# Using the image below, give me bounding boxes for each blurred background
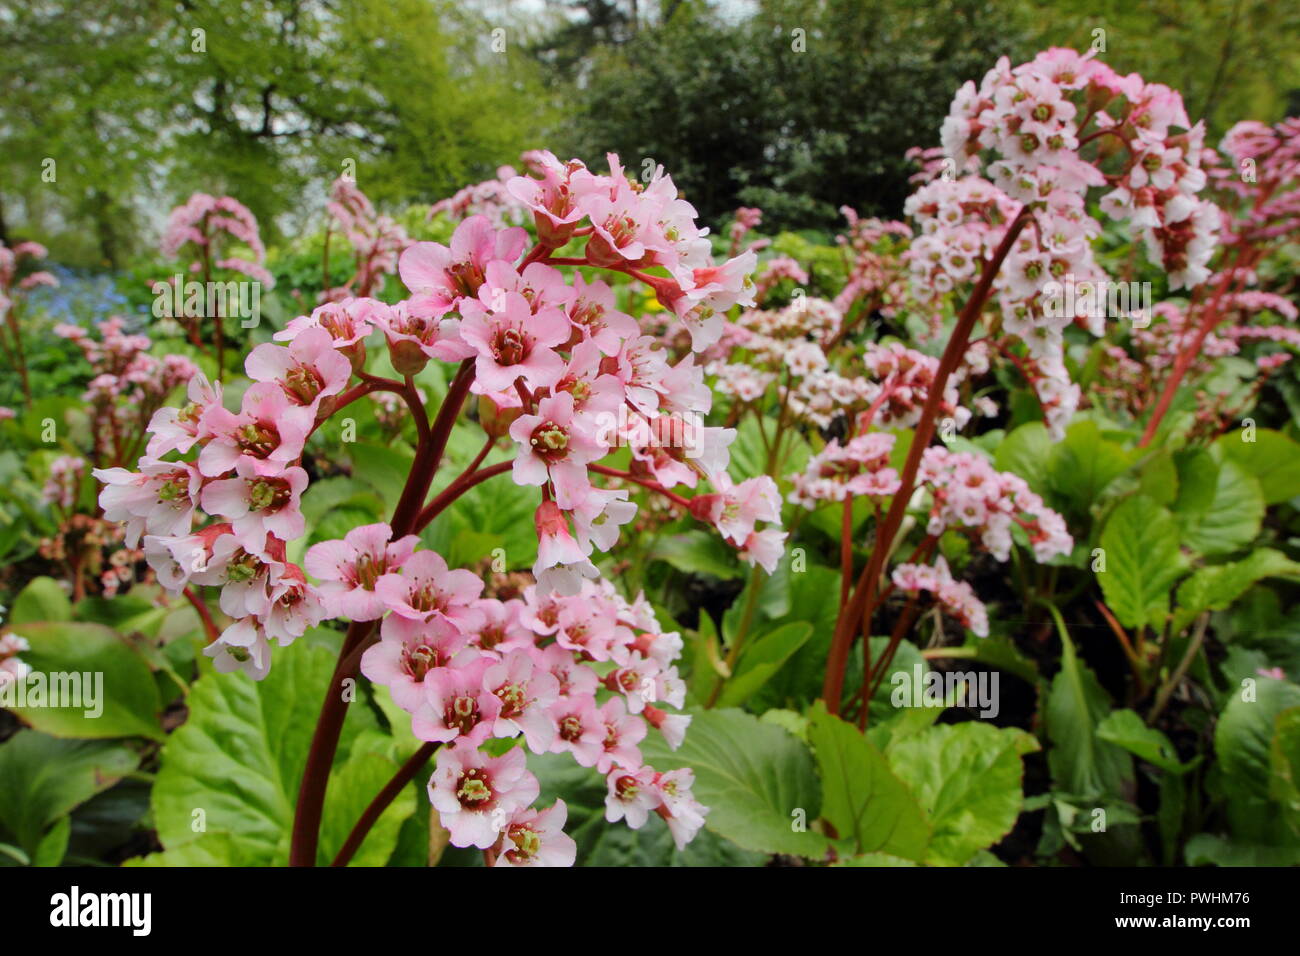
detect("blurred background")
[2,0,1298,267]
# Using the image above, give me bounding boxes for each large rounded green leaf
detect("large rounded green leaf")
[642,707,829,858]
[6,621,165,741]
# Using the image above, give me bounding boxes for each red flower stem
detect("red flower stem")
[588,464,691,508]
[822,207,1032,713]
[1137,247,1256,447]
[412,460,514,533]
[389,360,473,536]
[289,619,376,866]
[332,741,441,867]
[183,587,220,644]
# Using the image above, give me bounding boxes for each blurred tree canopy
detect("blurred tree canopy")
[2,0,1296,264]
[541,0,1031,230]
[0,0,549,266]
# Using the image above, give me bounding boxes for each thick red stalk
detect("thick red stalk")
[822,208,1032,712]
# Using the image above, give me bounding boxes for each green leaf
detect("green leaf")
[0,732,139,856]
[318,749,417,867]
[1046,420,1133,516]
[994,421,1053,494]
[1096,709,1190,774]
[9,576,72,625]
[143,643,379,866]
[834,852,920,867]
[33,815,71,867]
[1044,629,1132,799]
[806,702,930,860]
[887,723,1038,866]
[5,621,165,741]
[1178,458,1264,556]
[1172,448,1218,514]
[1217,429,1300,505]
[1185,833,1300,866]
[1172,549,1300,634]
[640,707,829,858]
[1269,707,1300,838]
[648,530,743,580]
[718,622,813,708]
[1215,677,1300,843]
[1097,495,1188,630]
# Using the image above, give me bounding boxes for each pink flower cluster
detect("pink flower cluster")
[0,239,57,323]
[789,432,900,507]
[55,318,200,468]
[94,153,774,863]
[1213,117,1300,245]
[917,446,1072,562]
[159,193,274,288]
[358,573,706,858]
[41,455,86,511]
[324,177,411,300]
[891,558,989,637]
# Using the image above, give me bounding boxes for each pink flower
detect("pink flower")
[370,300,474,375]
[596,696,647,774]
[262,564,325,644]
[460,290,570,393]
[145,372,222,458]
[362,614,473,712]
[739,529,788,574]
[532,500,598,596]
[604,765,659,829]
[547,696,605,767]
[494,800,577,867]
[304,523,419,621]
[374,550,486,630]
[509,392,604,509]
[507,150,588,245]
[653,769,708,850]
[197,384,313,478]
[94,458,202,547]
[412,654,500,745]
[245,327,351,414]
[567,273,638,354]
[200,459,309,550]
[204,616,272,680]
[399,215,528,318]
[644,704,692,750]
[428,744,539,849]
[483,649,560,752]
[690,473,781,546]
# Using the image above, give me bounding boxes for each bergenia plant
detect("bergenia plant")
[95,151,781,866]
